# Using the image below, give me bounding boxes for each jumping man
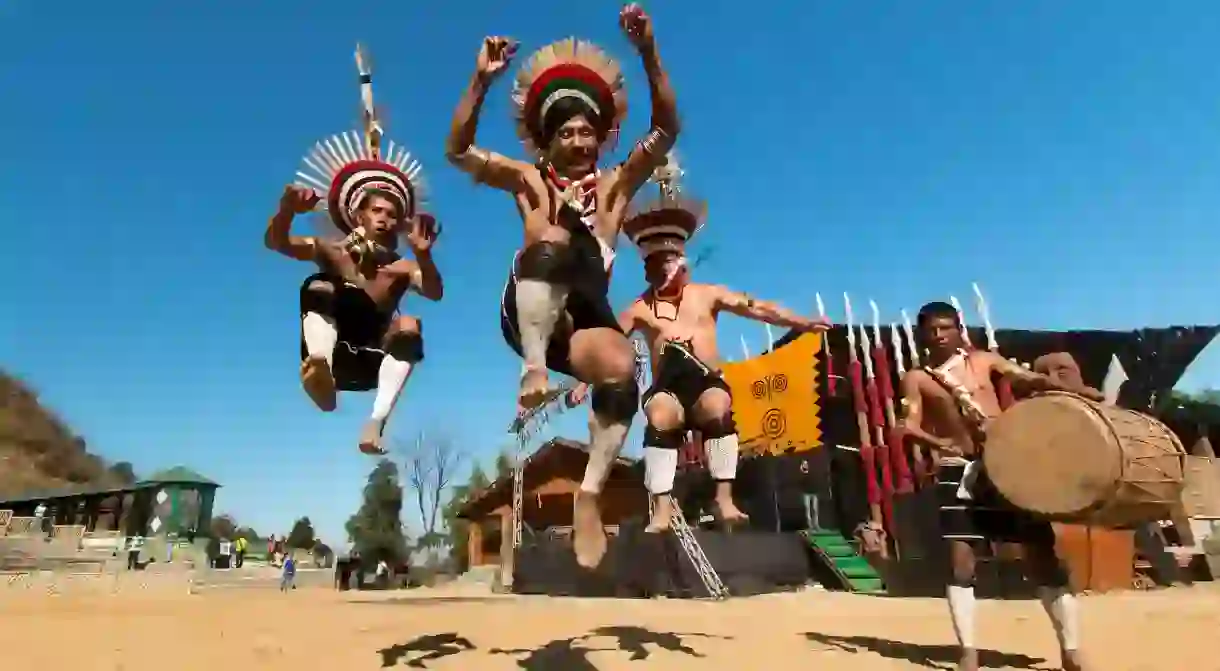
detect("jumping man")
[445,5,680,568]
[266,45,443,456]
[899,301,1100,671]
[572,155,829,533]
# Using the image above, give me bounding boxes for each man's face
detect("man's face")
[921,315,963,354]
[357,193,403,243]
[549,116,600,176]
[644,250,688,291]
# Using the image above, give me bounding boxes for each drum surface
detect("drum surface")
[985,393,1124,516]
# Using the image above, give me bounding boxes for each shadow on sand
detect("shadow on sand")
[377,625,730,670]
[803,631,1049,670]
[377,632,476,668]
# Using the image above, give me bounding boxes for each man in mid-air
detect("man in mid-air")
[266,45,443,456]
[445,5,680,568]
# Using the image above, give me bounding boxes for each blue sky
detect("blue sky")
[2,1,1217,545]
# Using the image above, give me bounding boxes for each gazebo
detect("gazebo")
[0,465,219,537]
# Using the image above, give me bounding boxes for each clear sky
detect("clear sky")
[2,1,1217,546]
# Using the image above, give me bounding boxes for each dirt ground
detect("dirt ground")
[2,580,1217,670]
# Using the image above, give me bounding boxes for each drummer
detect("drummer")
[898,301,1102,671]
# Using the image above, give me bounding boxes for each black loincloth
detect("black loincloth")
[641,340,731,416]
[298,272,408,392]
[936,460,1056,547]
[499,204,621,377]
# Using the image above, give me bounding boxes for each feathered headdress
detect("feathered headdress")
[511,38,627,155]
[294,44,425,236]
[622,151,706,258]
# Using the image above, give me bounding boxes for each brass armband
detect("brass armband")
[446,146,492,183]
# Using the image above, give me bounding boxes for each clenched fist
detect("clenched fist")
[476,36,518,82]
[280,185,320,215]
[619,4,655,51]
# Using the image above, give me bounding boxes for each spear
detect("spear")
[845,294,884,534]
[972,282,1014,409]
[899,309,929,482]
[739,334,751,360]
[901,309,921,368]
[949,295,973,350]
[871,301,913,494]
[859,321,895,536]
[816,293,836,396]
[764,324,776,353]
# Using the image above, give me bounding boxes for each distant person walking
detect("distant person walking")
[280,555,296,592]
[234,536,248,568]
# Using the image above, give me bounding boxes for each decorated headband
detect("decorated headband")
[622,152,706,259]
[511,38,627,155]
[293,44,426,236]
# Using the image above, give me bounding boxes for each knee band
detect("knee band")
[591,379,639,424]
[644,426,687,450]
[516,241,572,283]
[300,283,336,314]
[699,414,737,439]
[385,332,424,363]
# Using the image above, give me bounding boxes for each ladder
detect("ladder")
[655,494,729,600]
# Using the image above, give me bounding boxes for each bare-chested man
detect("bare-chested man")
[573,158,829,532]
[899,301,1101,671]
[266,47,443,456]
[445,5,679,568]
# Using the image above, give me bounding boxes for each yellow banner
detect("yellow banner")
[720,333,822,455]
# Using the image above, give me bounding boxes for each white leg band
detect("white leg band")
[947,585,977,649]
[644,446,678,494]
[705,434,739,481]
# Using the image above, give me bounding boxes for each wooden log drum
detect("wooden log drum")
[984,391,1186,527]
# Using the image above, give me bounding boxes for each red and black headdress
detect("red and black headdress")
[293,44,425,236]
[622,152,706,259]
[511,38,627,155]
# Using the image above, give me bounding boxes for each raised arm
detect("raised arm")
[711,285,829,332]
[445,37,532,193]
[898,372,954,450]
[984,352,1105,401]
[613,5,681,196]
[384,215,444,301]
[264,185,321,262]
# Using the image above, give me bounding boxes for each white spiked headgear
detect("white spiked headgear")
[622,152,706,259]
[292,44,426,235]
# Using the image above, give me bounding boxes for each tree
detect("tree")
[401,431,466,551]
[286,516,316,550]
[442,463,491,572]
[210,513,238,539]
[108,461,137,485]
[493,450,515,480]
[234,526,261,543]
[346,459,409,565]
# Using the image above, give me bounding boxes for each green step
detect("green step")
[800,530,885,594]
[847,577,885,593]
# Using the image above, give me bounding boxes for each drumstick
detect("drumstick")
[973,282,1015,409]
[871,301,913,494]
[845,294,885,542]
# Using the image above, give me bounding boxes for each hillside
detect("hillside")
[0,370,122,497]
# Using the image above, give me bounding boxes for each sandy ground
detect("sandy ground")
[2,578,1218,670]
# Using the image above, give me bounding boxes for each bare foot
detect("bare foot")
[645,495,673,533]
[358,419,387,456]
[573,491,607,568]
[518,367,551,410]
[713,497,749,529]
[301,357,337,412]
[958,647,979,671]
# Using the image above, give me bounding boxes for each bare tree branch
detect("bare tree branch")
[399,430,467,548]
